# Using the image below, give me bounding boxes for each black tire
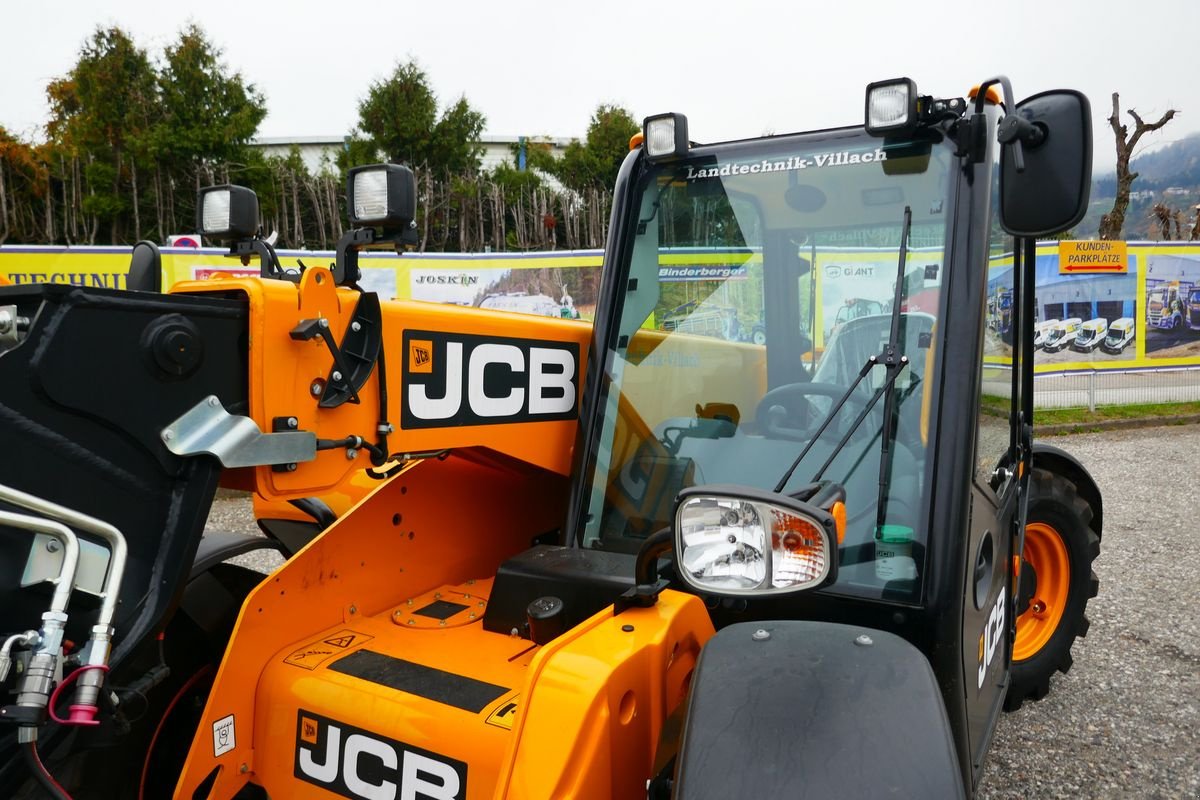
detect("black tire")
[1004,468,1100,711]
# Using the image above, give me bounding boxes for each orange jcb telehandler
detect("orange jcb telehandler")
[1,76,1100,799]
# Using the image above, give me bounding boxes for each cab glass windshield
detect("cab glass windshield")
[579,129,956,602]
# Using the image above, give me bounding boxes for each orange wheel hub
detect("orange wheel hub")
[1013,522,1070,662]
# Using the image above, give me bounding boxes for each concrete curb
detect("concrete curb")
[1037,413,1200,436]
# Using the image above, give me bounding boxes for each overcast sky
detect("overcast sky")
[2,0,1196,174]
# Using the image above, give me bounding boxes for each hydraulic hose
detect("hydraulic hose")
[20,739,73,800]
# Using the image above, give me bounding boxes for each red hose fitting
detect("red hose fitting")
[66,704,100,725]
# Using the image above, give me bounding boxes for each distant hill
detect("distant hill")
[1092,131,1200,198]
[1078,131,1200,239]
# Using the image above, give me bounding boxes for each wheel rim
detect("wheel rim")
[1013,522,1071,662]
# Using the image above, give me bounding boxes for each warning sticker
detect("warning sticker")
[213,714,236,757]
[284,629,373,670]
[485,695,519,730]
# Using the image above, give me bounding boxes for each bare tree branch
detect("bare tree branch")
[1098,92,1180,240]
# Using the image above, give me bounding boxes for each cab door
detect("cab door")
[960,233,1022,777]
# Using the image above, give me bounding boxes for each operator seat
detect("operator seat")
[126,240,163,293]
[814,312,936,389]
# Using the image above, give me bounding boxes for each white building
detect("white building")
[250,134,574,176]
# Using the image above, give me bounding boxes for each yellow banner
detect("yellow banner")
[0,245,605,315]
[7,241,1200,375]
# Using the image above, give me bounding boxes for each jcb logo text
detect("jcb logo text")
[295,710,466,800]
[401,330,578,429]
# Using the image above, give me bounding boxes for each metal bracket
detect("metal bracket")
[0,305,26,348]
[289,292,382,409]
[22,534,109,597]
[161,396,316,468]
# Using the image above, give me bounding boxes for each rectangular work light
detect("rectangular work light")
[347,164,416,229]
[197,185,259,240]
[643,113,689,161]
[865,78,919,137]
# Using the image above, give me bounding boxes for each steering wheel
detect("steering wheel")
[754,382,873,442]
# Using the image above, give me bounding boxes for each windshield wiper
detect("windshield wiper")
[773,206,913,497]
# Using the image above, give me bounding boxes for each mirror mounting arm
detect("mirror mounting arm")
[954,116,989,164]
[997,115,1047,173]
[974,75,1029,170]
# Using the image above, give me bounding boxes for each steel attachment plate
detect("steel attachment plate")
[162,396,316,468]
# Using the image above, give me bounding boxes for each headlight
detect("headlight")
[642,113,689,162]
[347,163,416,228]
[674,487,837,596]
[865,78,918,137]
[197,185,259,240]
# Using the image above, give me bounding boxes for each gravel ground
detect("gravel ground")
[979,426,1200,800]
[205,426,1200,799]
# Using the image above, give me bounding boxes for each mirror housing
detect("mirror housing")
[999,90,1092,237]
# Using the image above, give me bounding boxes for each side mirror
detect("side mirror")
[999,90,1092,237]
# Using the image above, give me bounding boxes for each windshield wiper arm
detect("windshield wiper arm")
[871,205,913,533]
[772,353,906,492]
[772,206,913,497]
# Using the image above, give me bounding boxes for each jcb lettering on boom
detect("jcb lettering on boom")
[295,711,466,800]
[401,330,579,428]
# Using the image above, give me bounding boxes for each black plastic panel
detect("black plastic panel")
[0,285,248,670]
[482,545,637,638]
[675,620,965,800]
[0,284,249,794]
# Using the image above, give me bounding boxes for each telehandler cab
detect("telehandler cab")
[0,76,1101,799]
